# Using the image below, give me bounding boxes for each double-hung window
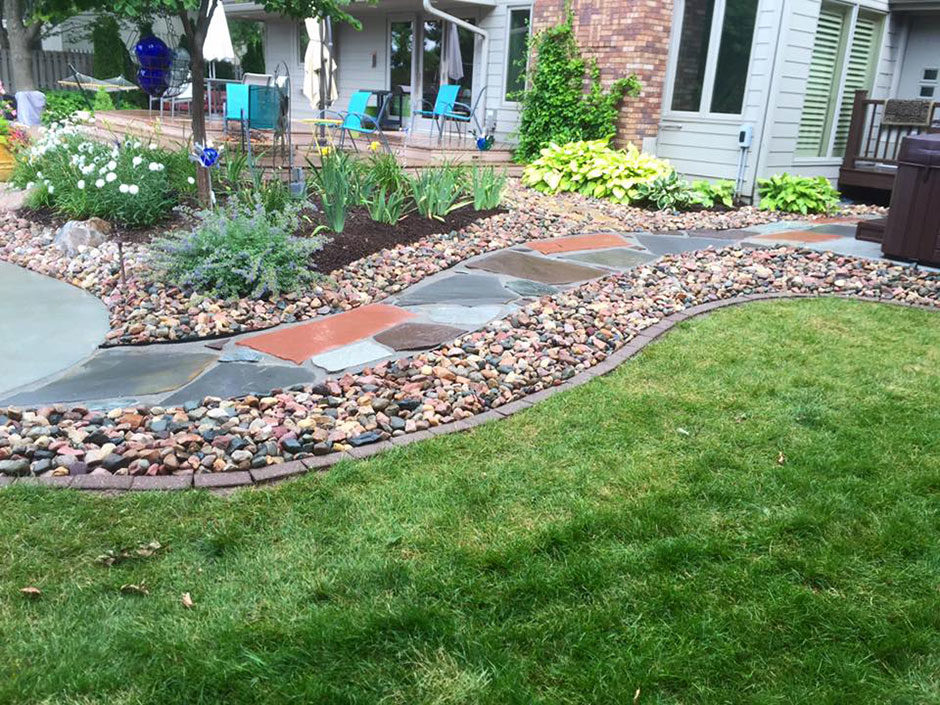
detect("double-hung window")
[669,0,760,115]
[796,3,884,158]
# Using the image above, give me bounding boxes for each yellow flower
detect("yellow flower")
[319,146,332,156]
[369,141,381,152]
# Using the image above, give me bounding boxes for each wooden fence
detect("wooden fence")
[0,49,94,93]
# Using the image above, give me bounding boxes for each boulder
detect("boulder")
[53,218,112,256]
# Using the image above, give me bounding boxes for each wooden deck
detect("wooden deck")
[839,90,939,193]
[90,110,521,174]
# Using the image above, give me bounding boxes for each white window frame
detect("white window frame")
[387,13,419,94]
[663,0,761,119]
[502,4,533,107]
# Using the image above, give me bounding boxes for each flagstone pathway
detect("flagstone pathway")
[0,216,905,409]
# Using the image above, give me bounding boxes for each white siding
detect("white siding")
[656,0,784,197]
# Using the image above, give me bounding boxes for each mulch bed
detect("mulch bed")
[308,205,505,273]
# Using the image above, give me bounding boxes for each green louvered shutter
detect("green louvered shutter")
[796,6,846,156]
[832,13,883,156]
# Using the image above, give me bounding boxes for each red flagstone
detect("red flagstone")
[526,233,627,254]
[752,231,843,244]
[237,304,415,364]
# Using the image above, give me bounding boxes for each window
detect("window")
[920,67,939,100]
[389,20,413,116]
[505,7,531,100]
[669,0,758,115]
[796,4,884,158]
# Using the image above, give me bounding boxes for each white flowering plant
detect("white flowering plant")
[13,119,196,227]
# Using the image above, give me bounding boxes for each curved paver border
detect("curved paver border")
[2,292,934,494]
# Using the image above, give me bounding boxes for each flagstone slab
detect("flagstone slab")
[237,303,414,364]
[373,322,467,351]
[2,349,216,406]
[562,248,656,269]
[506,280,559,298]
[750,230,843,244]
[684,228,757,240]
[636,234,734,256]
[806,224,859,236]
[409,304,513,328]
[466,251,606,284]
[744,220,816,234]
[394,274,518,306]
[526,233,627,254]
[309,340,394,373]
[162,363,321,406]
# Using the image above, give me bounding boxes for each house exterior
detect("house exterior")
[226,0,938,199]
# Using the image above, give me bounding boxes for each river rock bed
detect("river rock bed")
[0,245,935,479]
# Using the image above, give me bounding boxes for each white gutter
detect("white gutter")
[422,0,489,128]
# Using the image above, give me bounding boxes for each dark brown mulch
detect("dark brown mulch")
[307,205,505,273]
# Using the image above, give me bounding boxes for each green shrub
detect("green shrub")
[470,166,507,210]
[691,179,735,209]
[522,139,672,204]
[758,173,840,214]
[514,12,641,163]
[152,201,326,299]
[92,15,132,80]
[634,171,697,211]
[14,121,195,226]
[366,187,408,225]
[409,164,470,220]
[42,90,114,126]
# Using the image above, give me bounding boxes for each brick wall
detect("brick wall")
[531,0,675,147]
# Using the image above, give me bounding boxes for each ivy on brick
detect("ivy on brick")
[513,11,642,163]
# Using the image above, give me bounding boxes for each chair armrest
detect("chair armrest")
[344,111,382,131]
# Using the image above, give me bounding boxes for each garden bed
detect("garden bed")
[0,182,887,347]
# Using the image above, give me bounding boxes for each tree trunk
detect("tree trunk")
[3,0,38,92]
[181,5,212,205]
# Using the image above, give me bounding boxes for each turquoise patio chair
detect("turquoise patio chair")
[439,86,486,140]
[409,84,460,140]
[223,83,249,138]
[308,90,389,152]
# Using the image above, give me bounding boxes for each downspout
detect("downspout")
[422,0,489,124]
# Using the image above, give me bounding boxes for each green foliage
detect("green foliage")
[522,139,672,204]
[365,186,408,225]
[691,179,736,209]
[41,90,113,126]
[364,151,406,193]
[92,15,132,80]
[152,201,326,299]
[409,164,471,220]
[307,149,357,232]
[514,13,642,163]
[13,122,195,226]
[758,173,840,214]
[634,171,697,211]
[469,166,507,211]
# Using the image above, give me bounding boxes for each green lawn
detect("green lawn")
[2,299,938,705]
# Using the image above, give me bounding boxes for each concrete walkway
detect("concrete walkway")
[2,216,905,409]
[0,261,110,396]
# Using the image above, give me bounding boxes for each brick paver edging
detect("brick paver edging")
[2,293,935,494]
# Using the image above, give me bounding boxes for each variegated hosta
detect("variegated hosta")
[521,139,673,204]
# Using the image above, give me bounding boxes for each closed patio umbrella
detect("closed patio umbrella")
[303,18,337,109]
[446,21,463,82]
[204,0,235,74]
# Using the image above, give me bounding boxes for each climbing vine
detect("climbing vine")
[513,11,642,163]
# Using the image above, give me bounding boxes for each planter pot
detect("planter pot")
[0,144,14,181]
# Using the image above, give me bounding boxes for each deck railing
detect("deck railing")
[840,90,939,191]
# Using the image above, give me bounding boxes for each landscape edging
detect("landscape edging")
[3,292,935,494]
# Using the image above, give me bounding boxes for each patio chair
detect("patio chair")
[439,86,486,141]
[307,90,389,152]
[409,84,460,140]
[223,82,249,138]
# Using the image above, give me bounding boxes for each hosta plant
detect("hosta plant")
[522,139,672,204]
[691,179,735,209]
[634,171,697,211]
[757,173,840,214]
